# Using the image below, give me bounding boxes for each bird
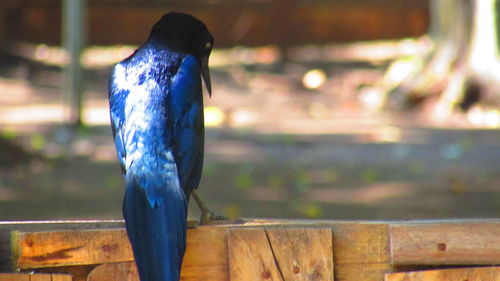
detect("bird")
[108,12,214,281]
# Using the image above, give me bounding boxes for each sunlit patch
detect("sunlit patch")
[209,45,280,67]
[484,109,500,128]
[230,109,255,126]
[358,87,385,111]
[83,105,110,126]
[384,57,421,86]
[83,45,136,68]
[302,69,327,90]
[204,106,225,127]
[466,106,500,128]
[431,102,453,124]
[467,106,484,125]
[372,126,402,142]
[0,105,65,124]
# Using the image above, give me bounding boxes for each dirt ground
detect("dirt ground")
[0,43,499,221]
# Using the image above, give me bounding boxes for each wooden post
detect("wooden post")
[62,0,86,126]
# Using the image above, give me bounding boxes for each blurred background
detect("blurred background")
[0,0,499,221]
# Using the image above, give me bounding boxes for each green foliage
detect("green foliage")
[361,169,379,183]
[234,173,252,190]
[223,204,241,218]
[30,134,46,150]
[1,128,17,140]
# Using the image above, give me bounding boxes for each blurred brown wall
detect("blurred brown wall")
[0,0,429,48]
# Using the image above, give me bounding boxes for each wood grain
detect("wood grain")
[0,273,72,281]
[181,226,229,281]
[13,229,132,268]
[385,266,500,281]
[390,222,500,265]
[27,275,51,281]
[51,274,74,281]
[332,223,390,264]
[7,219,500,281]
[0,274,29,281]
[87,262,138,281]
[266,227,333,281]
[228,228,284,281]
[335,263,391,281]
[13,226,231,281]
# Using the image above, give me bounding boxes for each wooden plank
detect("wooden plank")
[228,228,284,281]
[335,263,391,281]
[332,223,390,264]
[29,275,51,281]
[390,222,500,265]
[181,226,229,281]
[36,265,93,281]
[0,274,72,281]
[0,274,29,281]
[87,262,138,281]
[265,227,333,281]
[12,226,231,281]
[12,229,133,268]
[385,266,500,281]
[85,228,231,281]
[51,274,74,281]
[0,220,124,272]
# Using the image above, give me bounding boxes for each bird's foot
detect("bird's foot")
[198,209,228,225]
[191,190,228,225]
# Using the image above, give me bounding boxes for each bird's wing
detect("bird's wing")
[169,55,205,197]
[108,62,129,174]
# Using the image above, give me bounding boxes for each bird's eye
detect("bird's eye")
[204,42,212,50]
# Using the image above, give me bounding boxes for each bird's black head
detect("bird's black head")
[149,12,214,95]
[149,12,213,60]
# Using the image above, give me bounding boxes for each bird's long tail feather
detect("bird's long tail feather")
[123,174,187,281]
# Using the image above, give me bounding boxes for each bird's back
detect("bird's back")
[109,12,213,281]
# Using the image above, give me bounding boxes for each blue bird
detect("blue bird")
[108,12,214,281]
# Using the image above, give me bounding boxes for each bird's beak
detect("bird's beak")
[201,56,212,97]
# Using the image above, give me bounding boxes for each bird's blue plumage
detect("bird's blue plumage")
[108,12,213,281]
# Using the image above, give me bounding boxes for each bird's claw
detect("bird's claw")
[198,210,228,225]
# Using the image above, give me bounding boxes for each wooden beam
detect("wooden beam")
[0,220,124,272]
[335,263,391,281]
[0,273,72,281]
[228,227,333,281]
[7,219,500,281]
[332,223,389,265]
[181,226,229,281]
[228,228,285,281]
[385,266,500,281]
[265,227,333,281]
[390,221,500,265]
[87,262,137,281]
[12,229,133,268]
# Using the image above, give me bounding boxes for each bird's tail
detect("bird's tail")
[123,173,187,281]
